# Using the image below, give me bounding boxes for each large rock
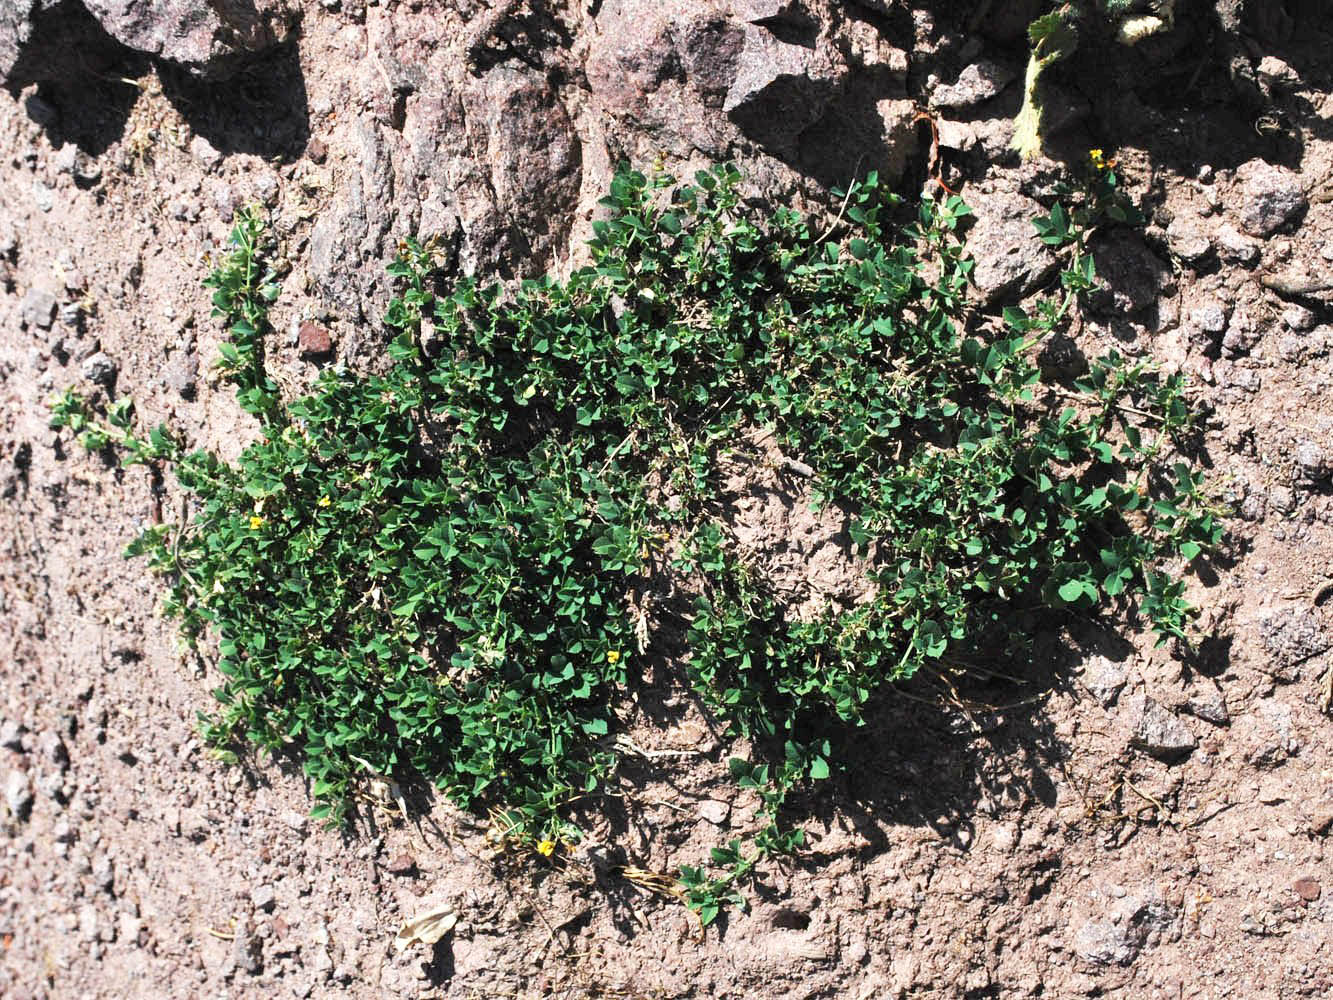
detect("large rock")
[84,0,295,77]
[1235,159,1307,237]
[929,60,1016,109]
[3,0,295,84]
[723,24,848,160]
[964,190,1060,304]
[1088,230,1172,317]
[0,0,58,81]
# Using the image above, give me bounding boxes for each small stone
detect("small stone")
[280,809,309,834]
[1260,610,1331,677]
[253,172,280,205]
[1222,308,1259,357]
[1167,218,1212,262]
[36,731,69,771]
[298,322,333,359]
[935,118,977,152]
[1257,779,1287,804]
[1074,919,1141,967]
[1235,159,1307,237]
[119,913,143,945]
[1190,301,1228,334]
[1269,486,1297,515]
[1309,801,1333,836]
[930,60,1016,108]
[20,287,57,329]
[1082,655,1129,708]
[230,917,263,975]
[81,352,118,389]
[1240,699,1296,768]
[32,180,54,214]
[5,770,33,821]
[251,884,277,912]
[306,137,328,164]
[723,26,848,160]
[1185,681,1229,726]
[1282,304,1316,331]
[311,945,334,979]
[384,853,417,875]
[77,904,99,942]
[1293,877,1321,902]
[190,135,222,169]
[964,190,1060,304]
[0,718,27,752]
[698,799,731,825]
[1127,694,1197,762]
[165,352,199,400]
[1257,56,1299,88]
[1214,224,1260,265]
[1294,440,1329,482]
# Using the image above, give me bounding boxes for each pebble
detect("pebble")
[1167,218,1211,262]
[698,799,731,825]
[190,134,222,169]
[1214,223,1260,265]
[0,718,27,752]
[1185,681,1229,726]
[1082,655,1128,708]
[20,287,57,329]
[32,179,54,213]
[1128,695,1197,762]
[81,351,118,389]
[252,884,278,912]
[1190,302,1228,334]
[384,852,417,875]
[5,770,34,820]
[1282,304,1316,332]
[164,352,199,400]
[298,321,333,359]
[1293,877,1321,902]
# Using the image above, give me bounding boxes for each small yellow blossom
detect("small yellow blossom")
[536,839,556,857]
[606,650,621,664]
[249,515,265,530]
[318,495,331,508]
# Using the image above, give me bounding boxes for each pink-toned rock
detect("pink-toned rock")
[298,322,333,359]
[1293,877,1321,902]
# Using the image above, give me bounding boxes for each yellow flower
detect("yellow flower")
[249,515,265,530]
[536,839,556,857]
[606,650,621,664]
[318,495,331,508]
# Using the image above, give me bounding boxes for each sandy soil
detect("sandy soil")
[2,2,1333,998]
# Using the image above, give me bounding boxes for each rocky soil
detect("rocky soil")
[2,1,1333,997]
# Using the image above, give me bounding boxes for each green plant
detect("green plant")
[51,163,1219,926]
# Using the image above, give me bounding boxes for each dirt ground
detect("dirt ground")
[2,2,1333,998]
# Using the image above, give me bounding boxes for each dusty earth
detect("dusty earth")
[2,1,1333,997]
